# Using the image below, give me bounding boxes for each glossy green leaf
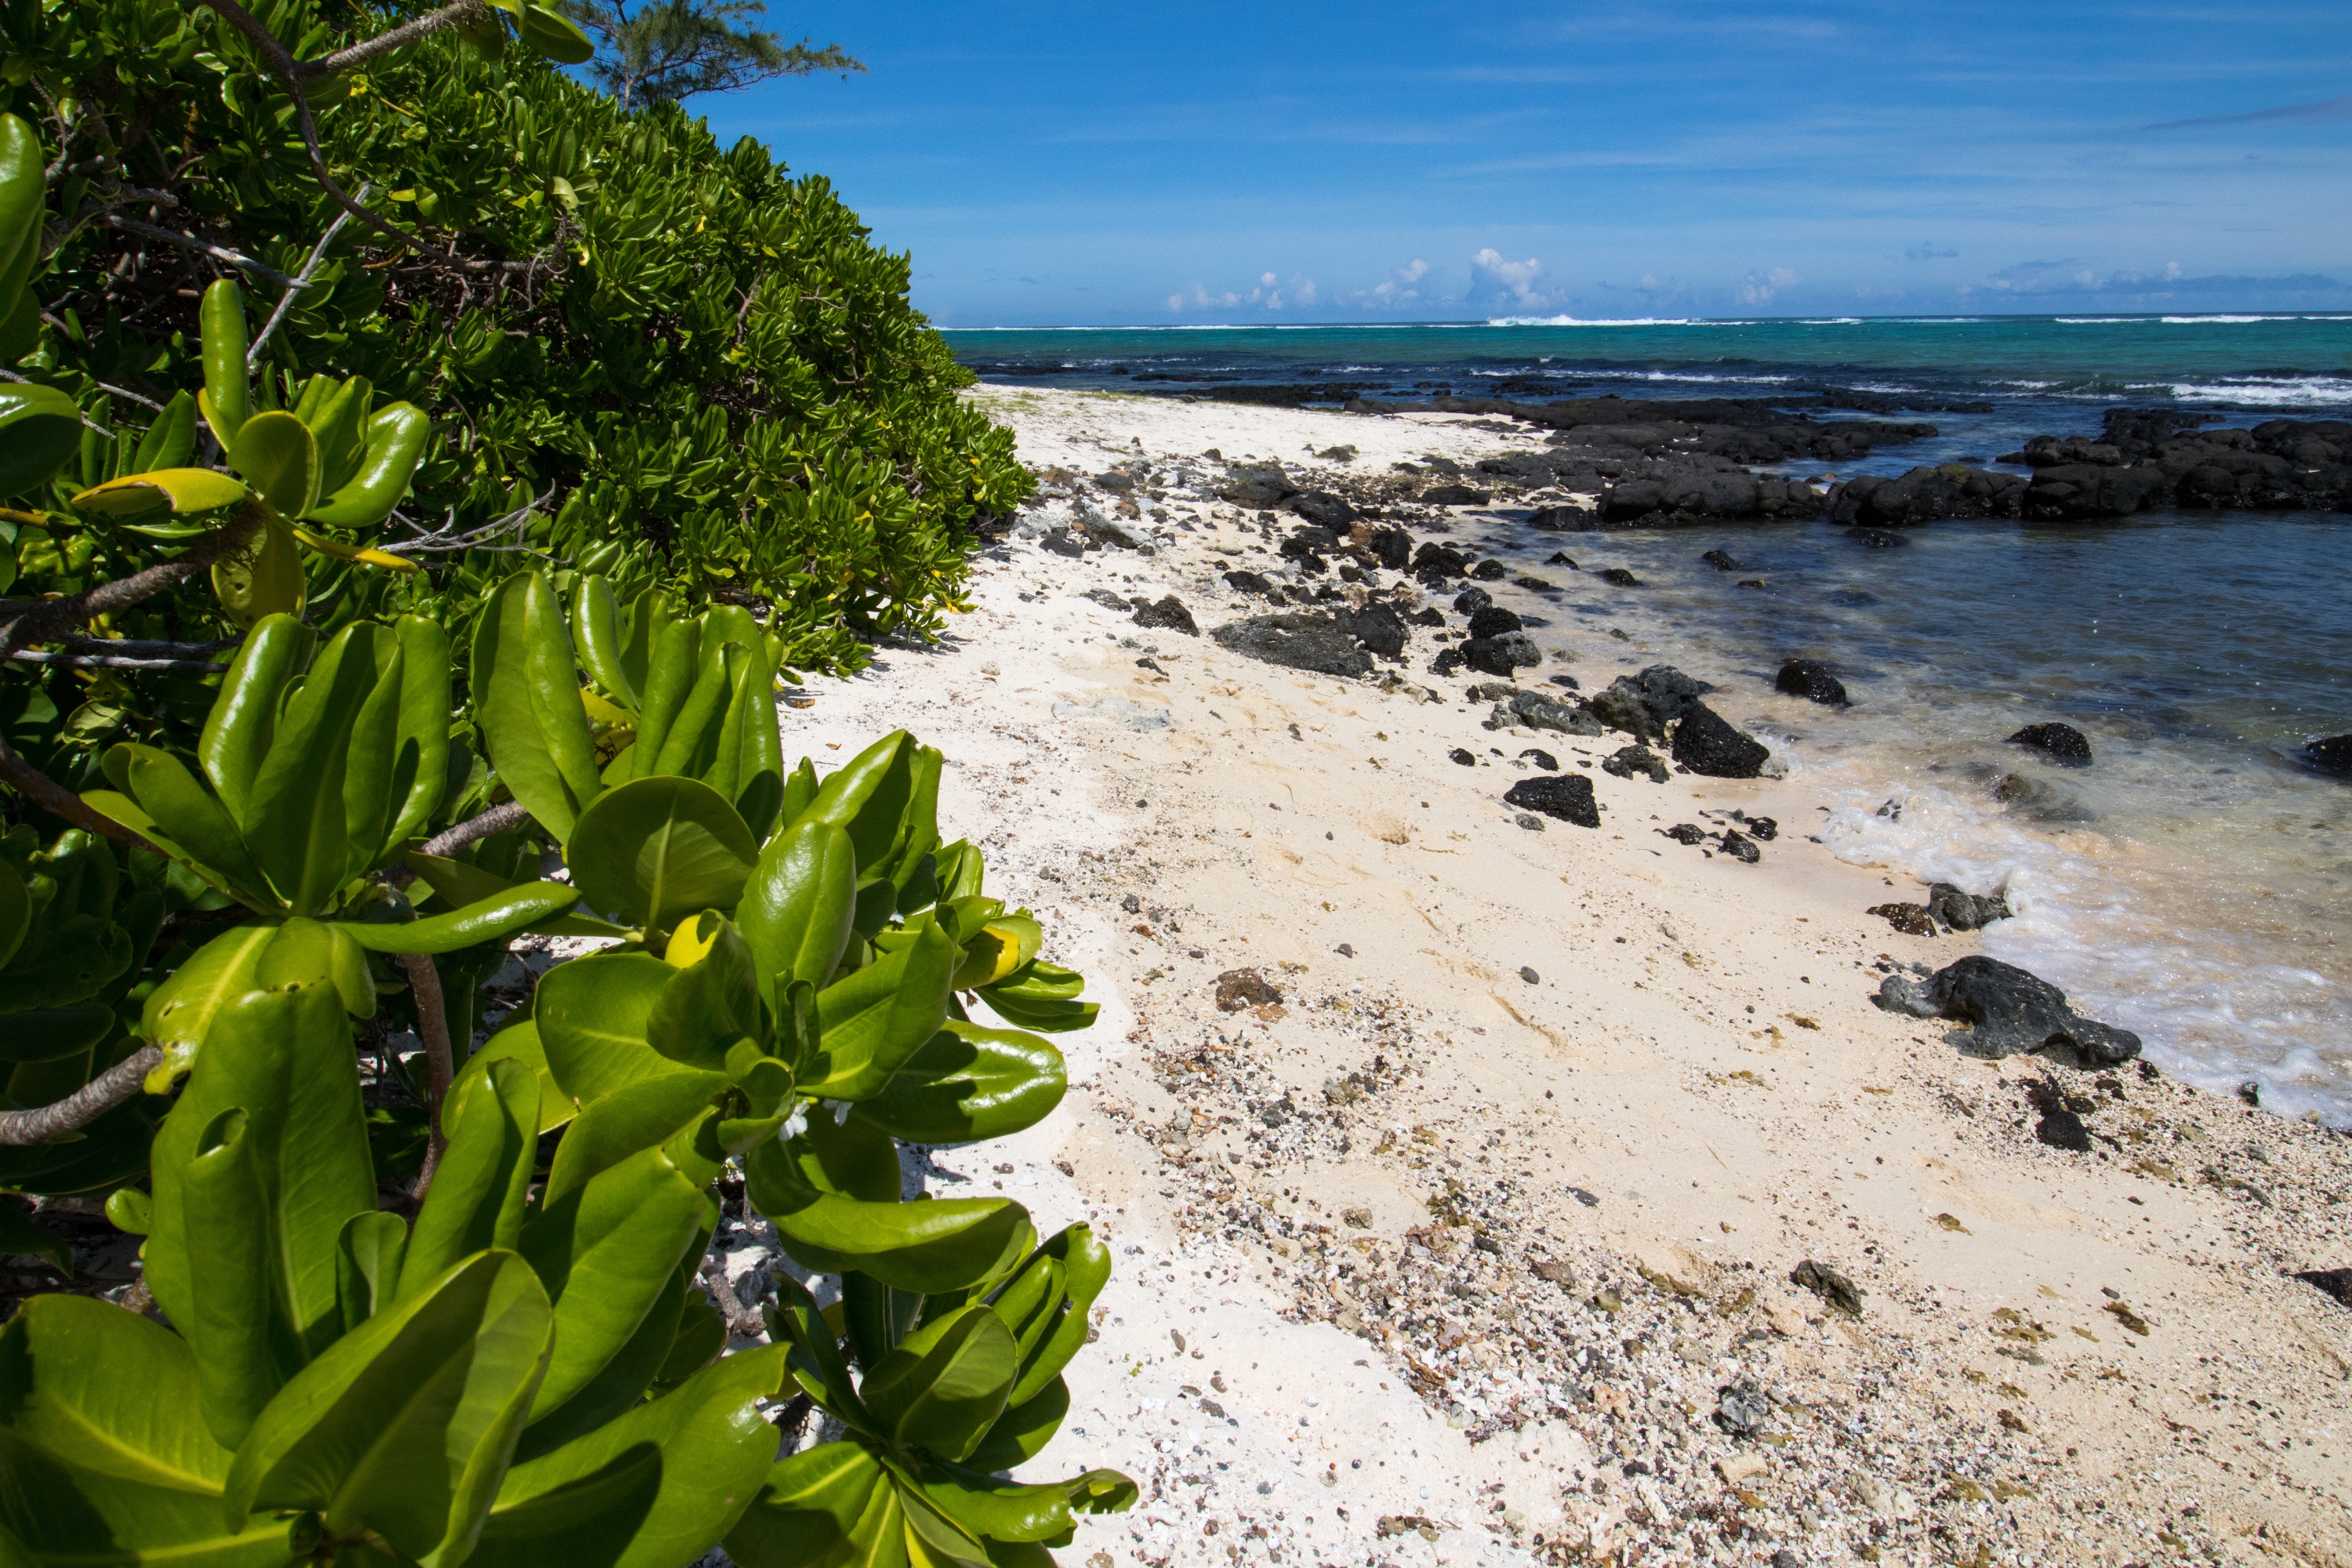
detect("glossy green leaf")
[143,982,376,1379]
[747,1131,1034,1296]
[0,383,84,499]
[738,817,857,1003]
[861,1304,1018,1463]
[223,1250,553,1563]
[572,575,638,709]
[129,390,199,476]
[513,1259,690,1459]
[0,1292,238,1490]
[108,743,267,905]
[851,1023,1065,1146]
[477,1343,786,1568]
[446,1019,575,1135]
[383,616,452,850]
[335,1209,408,1334]
[0,1003,115,1064]
[960,1376,1069,1474]
[515,2,596,64]
[71,466,252,518]
[242,622,379,913]
[198,615,311,820]
[800,920,956,1102]
[645,920,762,1073]
[0,1202,71,1275]
[403,1058,539,1296]
[256,916,375,1019]
[139,923,273,1058]
[179,1106,290,1448]
[535,950,682,1107]
[628,616,701,778]
[333,880,579,953]
[568,774,756,935]
[303,401,430,527]
[473,572,604,845]
[226,411,320,519]
[799,731,916,876]
[305,377,370,498]
[540,1074,720,1209]
[724,1441,887,1568]
[197,278,249,448]
[518,1144,706,1421]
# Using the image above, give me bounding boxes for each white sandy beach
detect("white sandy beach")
[782,387,2350,1568]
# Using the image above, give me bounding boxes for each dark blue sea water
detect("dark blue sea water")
[949,318,2352,1123]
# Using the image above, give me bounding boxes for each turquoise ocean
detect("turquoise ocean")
[946,316,2352,1124]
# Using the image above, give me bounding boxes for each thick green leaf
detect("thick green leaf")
[995,1225,1109,1406]
[333,880,579,953]
[515,2,596,64]
[540,1075,720,1209]
[517,1145,706,1421]
[800,731,916,876]
[402,1058,538,1296]
[646,920,762,1072]
[512,1260,691,1460]
[305,376,370,498]
[860,1305,1018,1463]
[445,1019,575,1135]
[472,572,602,845]
[382,616,452,851]
[724,1442,886,1568]
[478,1344,786,1568]
[70,466,251,518]
[227,411,320,519]
[960,1376,1069,1474]
[306,402,430,528]
[223,1250,554,1563]
[111,744,267,904]
[747,1131,1033,1297]
[129,391,199,476]
[0,1003,115,1064]
[198,278,249,448]
[572,575,638,709]
[850,1023,1065,1146]
[534,950,684,1107]
[178,1106,291,1449]
[800,920,956,1102]
[738,817,857,1003]
[242,622,381,913]
[255,916,374,1018]
[197,615,311,820]
[0,383,84,499]
[143,982,376,1378]
[335,1210,408,1335]
[628,616,700,777]
[568,775,755,935]
[0,1293,237,1490]
[139,923,274,1058]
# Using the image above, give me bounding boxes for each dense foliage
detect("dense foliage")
[0,9,1122,1566]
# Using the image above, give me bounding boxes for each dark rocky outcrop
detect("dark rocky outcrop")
[1873,954,2141,1065]
[1461,631,1542,677]
[1602,744,1669,783]
[1286,491,1359,528]
[1587,666,1711,741]
[1598,567,1642,587]
[1700,549,1746,571]
[1452,585,1492,616]
[1467,604,1523,639]
[1132,596,1199,635]
[1221,568,1279,598]
[1211,612,1374,677]
[1926,882,2009,931]
[1218,463,1294,507]
[1468,559,1508,582]
[1411,543,1473,583]
[1365,527,1411,572]
[1485,690,1603,737]
[1334,600,1408,661]
[1421,483,1493,507]
[1775,659,1848,706]
[2020,463,2172,521]
[1530,505,1592,530]
[2008,721,2093,768]
[1504,773,1600,828]
[1670,703,1771,779]
[2299,734,2352,777]
[1828,464,2028,527]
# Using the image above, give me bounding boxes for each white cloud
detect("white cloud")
[1261,271,1277,288]
[1737,266,1798,305]
[1469,247,1548,308]
[2165,260,2183,279]
[1399,258,1430,284]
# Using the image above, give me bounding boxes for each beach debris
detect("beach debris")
[1775,658,1849,706]
[1131,594,1199,635]
[1714,1378,1773,1436]
[1719,828,1761,862]
[1447,747,1476,766]
[1040,527,1085,557]
[1602,744,1669,783]
[1671,703,1772,779]
[2299,732,2352,777]
[1790,1259,1864,1318]
[1872,954,2143,1065]
[1737,577,1768,590]
[1211,612,1374,677]
[1083,588,1132,610]
[1519,748,1558,770]
[1662,824,1707,845]
[1513,813,1544,831]
[1214,968,1283,1012]
[1736,811,1778,840]
[1049,695,1173,730]
[1519,966,1540,985]
[1503,774,1599,828]
[2007,720,2094,768]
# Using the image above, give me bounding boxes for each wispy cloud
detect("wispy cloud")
[2141,93,2352,130]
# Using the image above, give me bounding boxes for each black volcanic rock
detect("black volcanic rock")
[2008,722,2093,768]
[2303,734,2352,777]
[1212,613,1373,677]
[1671,703,1770,779]
[1775,659,1849,706]
[1468,604,1523,639]
[1504,773,1600,828]
[1875,954,2141,1066]
[1461,631,1542,677]
[1132,595,1198,635]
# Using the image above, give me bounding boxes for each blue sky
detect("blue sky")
[702,1,2352,326]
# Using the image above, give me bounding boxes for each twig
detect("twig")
[421,800,534,858]
[98,214,303,288]
[401,952,454,1199]
[249,194,365,368]
[9,650,230,674]
[294,0,490,81]
[63,636,239,658]
[0,1047,165,1147]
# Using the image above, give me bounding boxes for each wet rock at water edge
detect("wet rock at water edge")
[1469,559,1508,582]
[1926,882,2009,931]
[1588,665,1711,741]
[2297,733,2352,777]
[1486,690,1603,737]
[1545,551,1579,568]
[1411,542,1473,583]
[1132,595,1199,635]
[1700,549,1747,572]
[1462,631,1542,678]
[1775,658,1849,706]
[2008,721,2093,768]
[1421,483,1494,507]
[1452,585,1493,616]
[1598,567,1643,587]
[1529,503,1594,532]
[1873,954,2141,1065]
[1212,612,1374,677]
[1790,1259,1864,1318]
[1670,703,1772,779]
[1504,773,1601,828]
[1848,527,1907,548]
[1602,744,1670,784]
[1214,968,1284,1011]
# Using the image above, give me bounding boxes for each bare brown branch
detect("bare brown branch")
[0,1048,165,1147]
